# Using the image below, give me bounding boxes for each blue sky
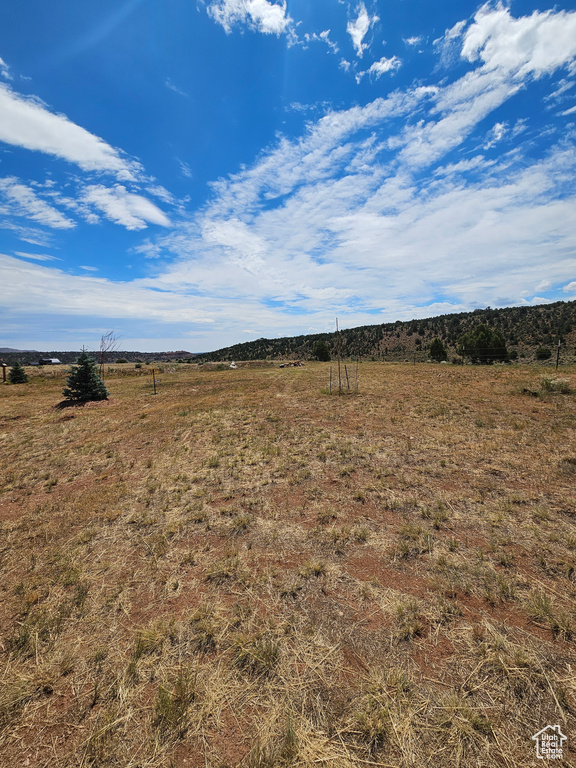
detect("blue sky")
[1,1,576,352]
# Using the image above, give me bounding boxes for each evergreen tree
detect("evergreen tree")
[62,349,108,402]
[457,324,508,364]
[429,337,448,362]
[8,361,29,384]
[312,340,331,361]
[535,346,552,360]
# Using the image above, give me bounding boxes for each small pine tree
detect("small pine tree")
[8,361,29,384]
[62,349,108,402]
[429,337,448,362]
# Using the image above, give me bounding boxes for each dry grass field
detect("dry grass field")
[1,361,575,768]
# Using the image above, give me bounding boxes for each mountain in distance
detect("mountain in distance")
[0,347,39,353]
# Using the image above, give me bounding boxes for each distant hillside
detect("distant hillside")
[0,347,37,353]
[197,301,576,363]
[0,349,196,366]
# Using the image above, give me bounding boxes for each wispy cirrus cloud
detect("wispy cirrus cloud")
[165,78,188,97]
[82,185,171,230]
[0,83,138,179]
[0,56,12,80]
[303,30,339,55]
[14,251,61,262]
[0,177,75,229]
[545,79,575,104]
[178,160,193,178]
[0,220,54,246]
[434,19,467,68]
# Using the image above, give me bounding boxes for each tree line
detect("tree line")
[196,300,576,363]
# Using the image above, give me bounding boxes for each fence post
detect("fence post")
[335,318,342,395]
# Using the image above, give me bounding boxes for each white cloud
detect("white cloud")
[560,105,576,117]
[0,177,75,229]
[0,220,54,246]
[179,160,193,178]
[165,78,188,97]
[563,281,576,293]
[402,5,576,171]
[347,3,378,58]
[535,279,551,291]
[0,253,216,323]
[79,265,98,271]
[462,3,576,79]
[483,121,507,149]
[404,36,422,47]
[434,19,467,68]
[207,0,291,35]
[133,239,164,259]
[82,185,171,230]
[146,185,175,205]
[0,83,137,178]
[446,20,467,42]
[367,56,402,78]
[14,251,61,262]
[319,30,338,54]
[36,188,101,225]
[202,218,267,274]
[390,73,520,170]
[545,79,575,103]
[145,128,576,325]
[303,30,339,54]
[0,56,12,80]
[201,89,423,220]
[434,155,494,177]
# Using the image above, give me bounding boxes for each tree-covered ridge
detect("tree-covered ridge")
[196,300,576,362]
